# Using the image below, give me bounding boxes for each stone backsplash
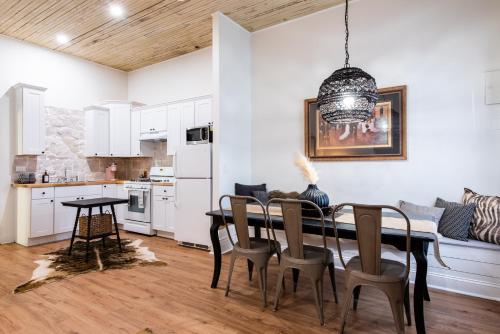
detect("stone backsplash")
[13,106,172,182]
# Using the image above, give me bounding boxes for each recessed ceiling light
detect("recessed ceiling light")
[109,4,125,18]
[56,34,70,44]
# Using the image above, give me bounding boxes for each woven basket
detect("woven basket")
[79,212,113,238]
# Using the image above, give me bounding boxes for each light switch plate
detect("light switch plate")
[485,70,500,105]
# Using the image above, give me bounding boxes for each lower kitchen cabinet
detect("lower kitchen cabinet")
[16,183,127,246]
[152,195,175,233]
[30,198,54,238]
[54,194,101,234]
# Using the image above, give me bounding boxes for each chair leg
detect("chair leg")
[276,252,285,291]
[339,280,356,334]
[292,268,300,293]
[256,265,268,308]
[404,283,412,326]
[310,278,325,326]
[388,293,405,334]
[273,268,286,311]
[328,262,338,304]
[352,286,362,310]
[225,252,237,297]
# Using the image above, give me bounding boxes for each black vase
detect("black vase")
[298,184,329,208]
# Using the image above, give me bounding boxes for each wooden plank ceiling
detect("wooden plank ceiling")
[0,0,344,71]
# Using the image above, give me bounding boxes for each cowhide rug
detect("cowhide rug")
[14,238,166,294]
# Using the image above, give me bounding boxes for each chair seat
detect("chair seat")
[234,238,280,255]
[282,244,333,265]
[346,256,406,282]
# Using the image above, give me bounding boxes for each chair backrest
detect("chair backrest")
[267,198,327,260]
[332,203,411,278]
[219,195,274,250]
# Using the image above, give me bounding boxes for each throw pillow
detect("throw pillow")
[462,188,500,245]
[252,190,269,204]
[235,183,267,202]
[435,197,475,241]
[398,200,445,224]
[268,190,300,200]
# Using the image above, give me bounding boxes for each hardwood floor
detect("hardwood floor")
[0,233,499,334]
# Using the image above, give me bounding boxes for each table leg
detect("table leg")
[68,208,81,256]
[85,207,92,262]
[254,224,261,239]
[110,205,122,252]
[412,242,428,334]
[210,217,222,289]
[423,242,431,302]
[99,206,105,249]
[247,259,254,281]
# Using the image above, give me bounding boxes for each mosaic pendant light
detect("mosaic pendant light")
[317,0,378,124]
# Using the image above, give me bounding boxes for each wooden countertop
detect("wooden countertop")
[152,182,175,186]
[12,180,127,188]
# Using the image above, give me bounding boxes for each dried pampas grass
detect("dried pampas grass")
[294,153,318,184]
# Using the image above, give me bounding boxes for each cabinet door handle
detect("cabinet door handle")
[42,192,46,195]
[95,153,98,156]
[50,200,54,203]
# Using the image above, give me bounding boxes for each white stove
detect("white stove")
[123,167,175,235]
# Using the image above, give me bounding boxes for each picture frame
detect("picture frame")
[304,85,407,161]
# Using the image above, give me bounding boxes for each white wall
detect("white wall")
[0,35,127,243]
[212,12,253,205]
[127,47,212,105]
[251,0,500,205]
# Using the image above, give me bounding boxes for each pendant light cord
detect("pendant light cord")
[344,0,350,68]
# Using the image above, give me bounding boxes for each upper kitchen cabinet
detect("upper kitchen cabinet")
[166,103,181,156]
[194,98,212,127]
[139,105,168,140]
[14,83,47,155]
[84,106,110,157]
[131,109,141,157]
[103,101,132,157]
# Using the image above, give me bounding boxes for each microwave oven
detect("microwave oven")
[186,125,212,145]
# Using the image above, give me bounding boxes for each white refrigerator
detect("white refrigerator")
[174,143,212,248]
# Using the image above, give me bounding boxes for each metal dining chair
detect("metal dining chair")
[268,198,338,326]
[219,195,281,308]
[331,204,412,334]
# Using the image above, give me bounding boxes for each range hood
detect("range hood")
[140,131,168,141]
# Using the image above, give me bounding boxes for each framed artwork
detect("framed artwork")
[304,85,407,161]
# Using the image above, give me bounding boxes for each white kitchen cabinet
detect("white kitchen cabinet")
[31,198,54,238]
[85,106,110,157]
[102,184,117,215]
[131,110,141,157]
[194,98,212,126]
[166,103,182,156]
[103,102,131,157]
[180,101,195,132]
[115,184,128,225]
[152,195,175,233]
[54,194,101,234]
[14,83,47,155]
[140,106,168,134]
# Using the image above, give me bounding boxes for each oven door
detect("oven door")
[126,189,151,223]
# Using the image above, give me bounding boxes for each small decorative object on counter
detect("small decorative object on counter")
[15,172,36,184]
[42,170,50,183]
[105,163,117,180]
[294,153,330,216]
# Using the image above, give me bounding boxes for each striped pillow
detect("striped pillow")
[463,188,500,245]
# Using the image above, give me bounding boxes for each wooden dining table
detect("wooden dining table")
[206,209,434,334]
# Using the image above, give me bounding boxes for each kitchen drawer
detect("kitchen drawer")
[55,185,102,198]
[153,186,174,197]
[31,187,55,200]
